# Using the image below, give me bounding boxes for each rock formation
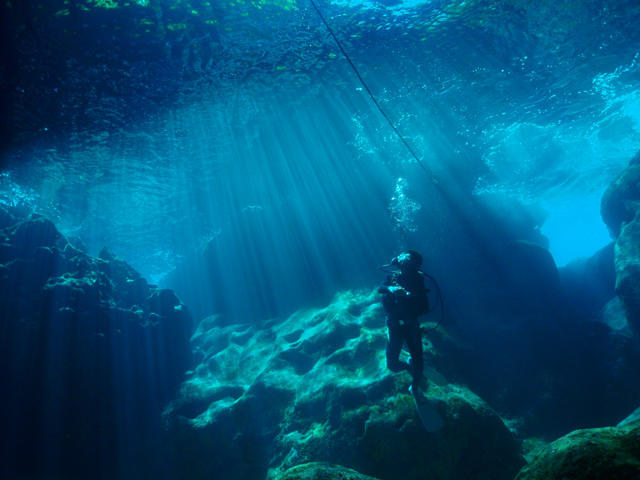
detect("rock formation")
[515,410,640,479]
[0,205,193,479]
[601,150,640,338]
[165,290,525,480]
[275,462,382,480]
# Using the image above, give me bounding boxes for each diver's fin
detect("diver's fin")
[409,385,444,432]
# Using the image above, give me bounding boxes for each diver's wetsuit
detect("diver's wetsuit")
[380,269,429,385]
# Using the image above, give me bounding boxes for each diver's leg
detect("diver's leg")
[406,319,424,386]
[386,318,410,372]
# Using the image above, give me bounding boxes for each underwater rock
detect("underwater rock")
[559,243,616,320]
[0,206,193,479]
[514,418,640,480]
[601,151,640,339]
[615,212,640,338]
[601,296,633,335]
[275,462,382,480]
[166,290,524,480]
[340,383,524,480]
[456,305,640,440]
[619,406,640,427]
[601,150,640,238]
[7,213,64,257]
[500,240,562,313]
[450,238,562,329]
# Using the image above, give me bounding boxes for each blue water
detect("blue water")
[3,2,639,292]
[1,1,639,329]
[1,1,640,477]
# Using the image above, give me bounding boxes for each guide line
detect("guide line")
[309,0,445,331]
[308,0,435,181]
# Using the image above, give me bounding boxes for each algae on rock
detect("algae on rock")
[515,420,640,480]
[166,289,524,480]
[275,462,382,480]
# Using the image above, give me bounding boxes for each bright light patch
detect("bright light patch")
[540,190,611,267]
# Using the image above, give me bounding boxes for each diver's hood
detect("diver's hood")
[381,250,423,273]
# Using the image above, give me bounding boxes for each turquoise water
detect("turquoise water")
[2,2,640,479]
[2,2,638,292]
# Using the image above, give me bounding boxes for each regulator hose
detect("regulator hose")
[422,271,445,332]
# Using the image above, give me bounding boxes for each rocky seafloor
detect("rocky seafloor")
[1,151,640,479]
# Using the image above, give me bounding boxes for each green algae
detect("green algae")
[89,0,119,8]
[167,23,188,31]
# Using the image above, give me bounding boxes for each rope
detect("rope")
[308,0,434,180]
[311,0,446,330]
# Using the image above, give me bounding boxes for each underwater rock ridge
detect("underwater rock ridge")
[0,205,193,479]
[515,409,640,480]
[601,150,640,339]
[165,290,525,480]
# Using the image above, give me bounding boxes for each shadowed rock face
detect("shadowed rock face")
[559,243,616,321]
[515,416,640,480]
[601,151,640,338]
[165,290,525,480]
[615,215,640,338]
[511,151,640,480]
[0,205,193,479]
[601,151,640,238]
[434,235,640,440]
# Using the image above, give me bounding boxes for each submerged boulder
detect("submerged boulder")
[329,383,523,480]
[0,206,193,479]
[166,290,524,480]
[515,412,640,480]
[275,462,381,480]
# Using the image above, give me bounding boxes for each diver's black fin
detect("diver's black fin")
[409,385,444,432]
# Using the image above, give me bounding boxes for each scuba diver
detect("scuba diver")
[379,250,430,392]
[379,249,444,433]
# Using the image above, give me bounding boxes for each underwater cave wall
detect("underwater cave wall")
[0,204,193,479]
